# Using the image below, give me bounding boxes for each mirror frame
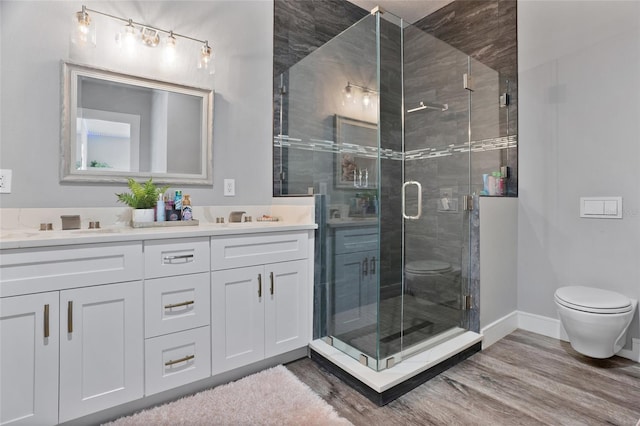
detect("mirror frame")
[61,61,214,185]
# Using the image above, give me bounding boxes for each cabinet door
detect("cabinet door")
[59,281,143,423]
[332,250,377,335]
[0,293,59,426]
[211,266,264,375]
[264,260,309,357]
[332,252,368,334]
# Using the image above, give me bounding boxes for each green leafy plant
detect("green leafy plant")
[116,178,169,209]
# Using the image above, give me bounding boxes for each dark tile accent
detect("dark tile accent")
[310,342,482,406]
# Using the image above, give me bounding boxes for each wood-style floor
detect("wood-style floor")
[286,330,640,425]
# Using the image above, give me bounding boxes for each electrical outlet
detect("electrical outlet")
[0,169,12,194]
[224,179,235,196]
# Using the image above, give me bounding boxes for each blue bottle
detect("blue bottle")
[156,194,165,222]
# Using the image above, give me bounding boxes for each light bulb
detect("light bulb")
[344,84,352,98]
[124,21,137,47]
[116,20,138,53]
[163,32,177,63]
[71,6,95,47]
[197,42,215,75]
[362,91,371,107]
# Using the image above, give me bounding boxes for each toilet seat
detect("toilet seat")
[405,260,453,276]
[555,286,633,314]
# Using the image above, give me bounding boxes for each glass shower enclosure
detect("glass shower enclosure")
[274,10,504,371]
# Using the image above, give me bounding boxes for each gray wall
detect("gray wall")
[518,1,640,345]
[0,1,273,208]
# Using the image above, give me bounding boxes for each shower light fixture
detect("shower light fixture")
[72,4,214,72]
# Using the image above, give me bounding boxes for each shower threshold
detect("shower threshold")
[309,329,482,405]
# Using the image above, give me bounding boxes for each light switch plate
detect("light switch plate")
[580,196,622,219]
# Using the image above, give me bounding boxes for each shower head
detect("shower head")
[407,101,448,113]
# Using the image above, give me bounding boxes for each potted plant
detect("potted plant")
[116,178,169,223]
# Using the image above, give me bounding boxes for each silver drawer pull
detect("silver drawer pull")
[164,300,194,310]
[163,254,194,264]
[164,354,195,367]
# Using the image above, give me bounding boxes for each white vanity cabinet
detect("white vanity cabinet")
[0,223,314,425]
[58,281,143,423]
[0,292,59,426]
[143,237,212,396]
[211,231,310,375]
[0,242,143,425]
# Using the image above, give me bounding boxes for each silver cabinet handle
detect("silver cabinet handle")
[163,254,194,264]
[44,304,50,338]
[270,272,274,295]
[362,257,368,277]
[67,301,73,333]
[164,300,194,309]
[370,256,376,275]
[165,354,195,367]
[402,181,422,220]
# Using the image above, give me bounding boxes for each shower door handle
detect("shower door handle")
[402,181,422,220]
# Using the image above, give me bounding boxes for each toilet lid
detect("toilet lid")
[555,286,633,314]
[405,260,453,275]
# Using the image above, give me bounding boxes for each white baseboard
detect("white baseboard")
[482,310,639,363]
[617,338,640,363]
[517,310,569,342]
[480,311,518,349]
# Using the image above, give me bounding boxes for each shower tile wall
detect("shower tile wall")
[415,0,518,196]
[273,0,368,195]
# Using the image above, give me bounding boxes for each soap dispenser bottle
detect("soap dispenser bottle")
[181,195,193,221]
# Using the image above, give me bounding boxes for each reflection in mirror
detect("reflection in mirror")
[61,62,213,185]
[334,115,377,189]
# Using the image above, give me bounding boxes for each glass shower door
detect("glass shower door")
[377,22,475,364]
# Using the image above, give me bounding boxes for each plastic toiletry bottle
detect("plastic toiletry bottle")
[182,195,193,221]
[156,193,165,222]
[174,190,183,210]
[487,174,496,195]
[493,172,504,196]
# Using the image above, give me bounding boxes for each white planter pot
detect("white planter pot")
[132,208,155,223]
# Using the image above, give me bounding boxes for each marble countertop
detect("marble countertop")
[0,221,318,250]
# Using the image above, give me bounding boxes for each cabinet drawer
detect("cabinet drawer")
[144,326,211,396]
[144,272,210,338]
[0,242,142,297]
[144,237,210,279]
[211,231,308,270]
[334,226,378,254]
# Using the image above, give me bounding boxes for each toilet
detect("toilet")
[405,260,461,306]
[554,286,637,359]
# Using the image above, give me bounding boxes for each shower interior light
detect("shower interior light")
[72,5,214,72]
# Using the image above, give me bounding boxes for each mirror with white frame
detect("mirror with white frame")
[61,61,213,185]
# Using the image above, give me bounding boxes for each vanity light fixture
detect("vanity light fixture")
[72,4,214,72]
[343,82,378,107]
